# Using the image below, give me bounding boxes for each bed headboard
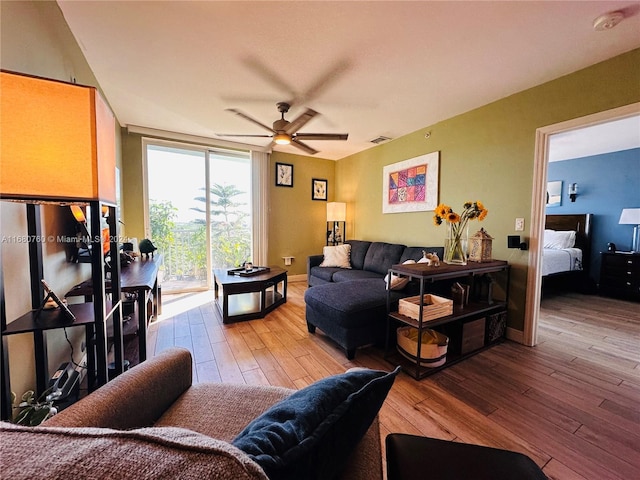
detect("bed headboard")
[545,213,593,273]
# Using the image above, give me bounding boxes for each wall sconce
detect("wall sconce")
[326,202,346,246]
[619,208,640,252]
[568,183,578,202]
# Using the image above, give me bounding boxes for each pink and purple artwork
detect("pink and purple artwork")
[388,164,427,204]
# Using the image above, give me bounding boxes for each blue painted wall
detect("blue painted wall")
[546,148,640,282]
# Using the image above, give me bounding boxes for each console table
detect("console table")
[385,260,510,379]
[66,256,162,363]
[213,267,287,323]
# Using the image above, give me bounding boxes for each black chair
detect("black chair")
[386,433,548,480]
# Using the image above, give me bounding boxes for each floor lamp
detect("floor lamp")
[327,202,346,246]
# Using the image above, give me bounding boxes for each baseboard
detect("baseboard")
[288,274,307,283]
[506,327,524,344]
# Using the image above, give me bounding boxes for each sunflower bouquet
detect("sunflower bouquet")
[433,201,488,264]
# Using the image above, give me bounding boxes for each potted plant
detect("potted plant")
[11,389,58,426]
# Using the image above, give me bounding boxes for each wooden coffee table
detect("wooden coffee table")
[213,267,287,323]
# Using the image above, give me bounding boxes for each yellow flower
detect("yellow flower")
[447,212,460,223]
[478,208,488,221]
[435,204,449,218]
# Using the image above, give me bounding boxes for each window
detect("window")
[145,140,261,293]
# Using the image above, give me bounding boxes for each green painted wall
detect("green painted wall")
[268,152,336,274]
[334,48,640,331]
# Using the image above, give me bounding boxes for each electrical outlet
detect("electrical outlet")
[515,218,525,231]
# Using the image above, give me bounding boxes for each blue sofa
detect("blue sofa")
[305,240,444,359]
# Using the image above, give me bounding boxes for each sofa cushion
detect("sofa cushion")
[320,244,352,268]
[332,269,384,282]
[0,422,267,480]
[363,242,406,275]
[232,367,399,480]
[309,265,343,283]
[157,383,293,441]
[346,240,372,270]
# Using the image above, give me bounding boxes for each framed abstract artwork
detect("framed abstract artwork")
[312,178,328,201]
[275,162,293,187]
[382,151,439,213]
[546,180,562,207]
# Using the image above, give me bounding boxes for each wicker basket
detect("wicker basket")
[398,294,453,322]
[396,326,449,368]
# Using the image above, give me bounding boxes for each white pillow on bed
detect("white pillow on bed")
[544,229,576,249]
[319,244,352,268]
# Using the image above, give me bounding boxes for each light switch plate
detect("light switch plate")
[515,218,525,231]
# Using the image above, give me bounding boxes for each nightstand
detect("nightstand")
[599,252,640,301]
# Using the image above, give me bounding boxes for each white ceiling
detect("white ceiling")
[56,1,640,160]
[549,115,640,162]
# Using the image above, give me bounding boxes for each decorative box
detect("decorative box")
[398,294,453,322]
[396,326,449,368]
[469,228,493,263]
[442,317,486,355]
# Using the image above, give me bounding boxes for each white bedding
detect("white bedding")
[542,248,583,276]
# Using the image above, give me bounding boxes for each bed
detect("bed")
[542,214,593,290]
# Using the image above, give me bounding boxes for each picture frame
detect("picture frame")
[546,180,562,207]
[382,151,439,214]
[312,178,328,201]
[275,162,293,187]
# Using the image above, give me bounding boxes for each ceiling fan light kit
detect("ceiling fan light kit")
[219,102,348,155]
[274,133,291,145]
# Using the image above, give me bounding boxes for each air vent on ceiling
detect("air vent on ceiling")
[370,136,392,144]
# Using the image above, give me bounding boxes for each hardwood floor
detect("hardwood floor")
[148,283,640,480]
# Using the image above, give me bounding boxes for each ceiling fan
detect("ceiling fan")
[218,102,348,155]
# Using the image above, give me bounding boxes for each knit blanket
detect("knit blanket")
[0,422,267,479]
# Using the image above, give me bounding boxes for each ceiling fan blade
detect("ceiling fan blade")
[243,56,296,100]
[215,134,273,138]
[285,108,318,135]
[226,108,275,133]
[294,133,349,141]
[290,138,319,155]
[296,59,352,105]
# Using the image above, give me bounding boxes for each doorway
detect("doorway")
[523,102,640,346]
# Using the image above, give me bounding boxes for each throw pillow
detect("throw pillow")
[319,244,351,268]
[232,367,400,480]
[385,259,415,290]
[544,229,576,249]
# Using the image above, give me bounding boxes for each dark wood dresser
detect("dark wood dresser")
[599,252,640,301]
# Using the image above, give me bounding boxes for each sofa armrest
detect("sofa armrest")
[307,254,324,284]
[44,347,193,430]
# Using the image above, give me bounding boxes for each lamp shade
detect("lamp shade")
[327,202,346,221]
[0,71,116,203]
[619,208,640,225]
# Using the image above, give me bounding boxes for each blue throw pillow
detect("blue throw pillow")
[232,366,400,480]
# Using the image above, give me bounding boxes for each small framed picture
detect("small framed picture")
[312,178,328,201]
[275,162,293,187]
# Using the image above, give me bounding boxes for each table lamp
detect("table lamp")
[619,208,640,252]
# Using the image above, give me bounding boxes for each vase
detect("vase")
[444,223,468,265]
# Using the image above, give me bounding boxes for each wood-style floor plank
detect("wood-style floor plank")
[148,286,640,479]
